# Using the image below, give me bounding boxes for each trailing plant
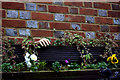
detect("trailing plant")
[52,61,61,72]
[2,37,18,63]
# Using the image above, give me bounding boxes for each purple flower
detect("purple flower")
[65,60,69,63]
[68,58,70,61]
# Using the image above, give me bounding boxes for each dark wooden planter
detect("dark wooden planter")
[13,45,105,62]
[1,69,120,80]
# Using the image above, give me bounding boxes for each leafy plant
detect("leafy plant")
[68,62,80,70]
[52,61,61,72]
[2,63,13,72]
[14,62,25,71]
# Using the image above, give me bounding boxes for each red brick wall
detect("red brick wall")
[1,1,120,43]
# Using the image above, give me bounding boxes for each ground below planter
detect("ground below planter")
[1,68,120,80]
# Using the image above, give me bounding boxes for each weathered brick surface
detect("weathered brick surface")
[2,10,6,18]
[54,31,64,38]
[1,2,120,41]
[32,12,53,20]
[70,8,78,14]
[94,2,111,10]
[100,25,109,32]
[50,22,71,30]
[31,30,53,37]
[54,14,64,21]
[98,10,107,17]
[113,19,120,24]
[71,23,81,30]
[48,5,68,13]
[19,11,31,19]
[110,26,120,32]
[6,28,17,36]
[65,15,85,23]
[86,16,95,23]
[7,10,18,18]
[112,4,120,10]
[2,2,24,10]
[39,22,49,29]
[108,11,120,18]
[27,20,38,28]
[26,3,36,11]
[95,17,113,25]
[84,2,92,8]
[64,2,83,7]
[86,32,95,39]
[37,5,47,12]
[79,8,97,16]
[2,19,26,28]
[81,24,100,31]
[19,29,30,36]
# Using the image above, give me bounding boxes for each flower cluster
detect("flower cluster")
[24,52,37,68]
[107,54,119,64]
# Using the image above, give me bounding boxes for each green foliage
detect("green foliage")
[52,61,61,72]
[14,62,24,71]
[53,40,65,46]
[85,62,108,69]
[68,62,80,70]
[28,60,47,72]
[2,63,13,72]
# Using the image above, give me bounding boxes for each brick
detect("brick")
[95,17,113,25]
[112,4,120,10]
[114,33,120,40]
[39,22,49,29]
[31,30,53,37]
[86,16,95,23]
[32,12,53,21]
[94,2,111,10]
[2,2,24,10]
[108,11,120,18]
[7,10,18,18]
[113,19,120,24]
[2,10,6,18]
[50,22,71,30]
[71,23,80,30]
[81,24,100,31]
[100,25,109,32]
[98,10,107,17]
[79,8,97,16]
[110,26,120,32]
[53,0,63,5]
[2,28,5,36]
[2,19,26,28]
[70,8,78,14]
[48,5,68,13]
[84,2,92,8]
[86,32,95,39]
[36,2,52,4]
[65,15,85,23]
[27,20,38,28]
[54,31,64,38]
[6,29,17,36]
[96,32,105,39]
[37,5,47,12]
[64,2,83,7]
[54,14,64,21]
[26,3,36,11]
[19,29,30,36]
[19,11,31,19]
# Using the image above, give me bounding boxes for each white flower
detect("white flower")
[27,62,32,68]
[25,52,30,57]
[30,54,37,61]
[25,57,30,63]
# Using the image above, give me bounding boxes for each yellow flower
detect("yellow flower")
[107,54,118,64]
